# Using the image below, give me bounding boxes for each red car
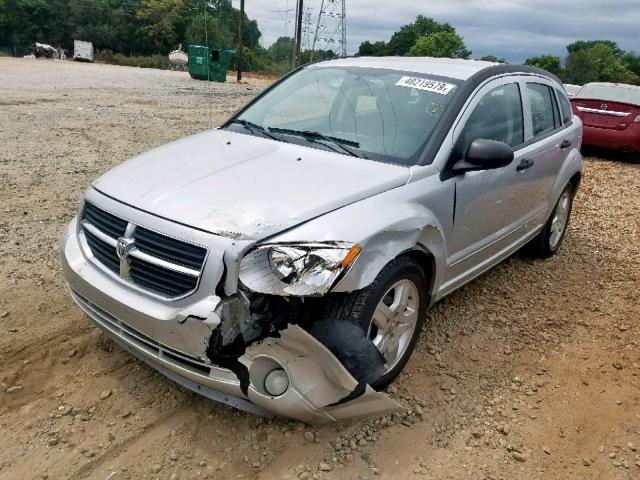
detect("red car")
[570,82,640,153]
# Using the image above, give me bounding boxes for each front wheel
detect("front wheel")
[317,257,427,389]
[525,183,574,258]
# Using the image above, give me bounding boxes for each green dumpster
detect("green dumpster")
[188,45,229,82]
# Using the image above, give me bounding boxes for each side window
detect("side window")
[527,83,559,136]
[459,83,524,153]
[556,89,572,124]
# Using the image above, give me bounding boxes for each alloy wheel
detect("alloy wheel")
[549,191,571,249]
[369,279,420,372]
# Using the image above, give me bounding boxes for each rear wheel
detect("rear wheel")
[318,257,427,389]
[525,183,574,258]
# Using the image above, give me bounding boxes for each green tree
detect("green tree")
[565,43,638,84]
[479,54,507,63]
[357,40,388,57]
[135,0,183,53]
[0,0,7,45]
[0,0,265,64]
[621,51,640,81]
[524,55,562,75]
[184,13,233,49]
[387,15,454,56]
[567,39,623,57]
[407,31,471,59]
[68,0,137,53]
[1,0,70,51]
[268,36,294,62]
[298,48,335,64]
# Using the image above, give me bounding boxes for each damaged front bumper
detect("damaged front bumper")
[60,218,400,423]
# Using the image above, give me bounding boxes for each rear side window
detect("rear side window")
[459,83,524,152]
[556,89,572,124]
[527,83,560,136]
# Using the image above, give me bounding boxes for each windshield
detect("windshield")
[224,66,460,165]
[575,84,640,106]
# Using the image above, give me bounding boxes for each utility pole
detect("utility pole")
[237,0,244,82]
[292,0,304,67]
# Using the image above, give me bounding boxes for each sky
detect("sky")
[232,0,640,63]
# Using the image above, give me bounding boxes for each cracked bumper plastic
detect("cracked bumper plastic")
[60,218,401,423]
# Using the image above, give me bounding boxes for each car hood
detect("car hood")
[93,130,410,239]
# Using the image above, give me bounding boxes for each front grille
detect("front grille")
[80,202,207,298]
[129,257,199,297]
[133,226,207,269]
[83,202,127,238]
[84,228,120,274]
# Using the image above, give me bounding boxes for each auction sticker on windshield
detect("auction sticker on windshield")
[395,76,456,95]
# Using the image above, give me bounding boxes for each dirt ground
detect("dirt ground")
[0,58,639,480]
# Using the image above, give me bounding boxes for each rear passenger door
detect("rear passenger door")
[520,82,573,219]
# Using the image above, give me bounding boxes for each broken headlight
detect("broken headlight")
[239,243,361,296]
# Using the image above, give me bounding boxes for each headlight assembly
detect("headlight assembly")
[239,243,361,296]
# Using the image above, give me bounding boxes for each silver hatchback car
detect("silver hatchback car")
[61,57,582,422]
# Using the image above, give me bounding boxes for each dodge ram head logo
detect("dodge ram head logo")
[116,237,135,279]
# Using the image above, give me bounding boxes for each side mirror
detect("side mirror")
[453,139,514,173]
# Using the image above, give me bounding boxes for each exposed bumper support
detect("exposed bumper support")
[61,218,401,423]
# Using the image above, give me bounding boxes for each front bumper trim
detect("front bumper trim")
[70,286,271,417]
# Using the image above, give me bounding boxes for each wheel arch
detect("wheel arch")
[569,170,582,192]
[396,247,437,308]
[330,221,447,301]
[547,147,582,218]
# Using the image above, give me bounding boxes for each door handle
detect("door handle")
[560,139,572,149]
[516,158,534,172]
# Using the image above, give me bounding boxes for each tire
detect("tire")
[525,182,574,258]
[319,257,427,390]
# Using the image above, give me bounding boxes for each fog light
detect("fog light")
[264,369,289,396]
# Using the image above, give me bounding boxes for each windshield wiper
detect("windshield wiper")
[268,127,367,159]
[228,119,281,142]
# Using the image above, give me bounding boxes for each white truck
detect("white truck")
[73,40,94,62]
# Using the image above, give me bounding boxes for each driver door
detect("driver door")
[444,78,535,289]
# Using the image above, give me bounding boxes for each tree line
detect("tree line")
[357,16,640,85]
[0,0,260,55]
[0,0,338,70]
[1,4,638,84]
[0,0,269,68]
[524,40,639,85]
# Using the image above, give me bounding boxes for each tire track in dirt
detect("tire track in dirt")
[66,408,193,480]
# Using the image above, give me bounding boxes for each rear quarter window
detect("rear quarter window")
[527,83,559,137]
[556,89,572,124]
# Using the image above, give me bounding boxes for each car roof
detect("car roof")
[308,56,563,89]
[582,82,640,91]
[310,56,499,81]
